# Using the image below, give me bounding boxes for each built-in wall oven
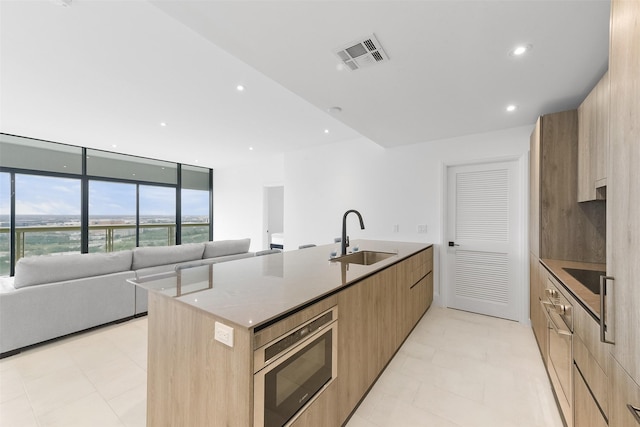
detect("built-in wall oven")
[541,276,573,427]
[254,306,338,427]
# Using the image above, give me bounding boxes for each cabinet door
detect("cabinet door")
[595,71,609,187]
[609,357,640,427]
[530,255,546,360]
[574,365,608,427]
[578,89,597,202]
[337,277,378,423]
[608,0,640,385]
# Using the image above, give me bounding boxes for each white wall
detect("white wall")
[283,125,532,248]
[213,155,284,252]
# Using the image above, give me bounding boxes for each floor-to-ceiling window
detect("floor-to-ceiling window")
[15,174,81,258]
[0,172,10,276]
[0,133,213,277]
[88,180,137,252]
[139,185,176,247]
[181,165,211,244]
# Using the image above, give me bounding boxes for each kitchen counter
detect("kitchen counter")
[541,258,606,318]
[131,239,430,330]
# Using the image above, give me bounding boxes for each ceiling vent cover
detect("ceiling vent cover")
[334,34,389,71]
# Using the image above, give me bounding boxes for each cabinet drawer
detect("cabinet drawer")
[574,333,609,418]
[573,298,611,377]
[610,357,640,427]
[574,364,608,427]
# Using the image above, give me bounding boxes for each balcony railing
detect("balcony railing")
[0,222,210,262]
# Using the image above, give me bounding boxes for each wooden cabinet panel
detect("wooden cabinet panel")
[539,109,606,263]
[577,71,609,202]
[574,364,608,427]
[608,0,640,385]
[595,71,609,187]
[375,266,398,372]
[337,275,379,423]
[609,357,640,427]
[147,292,253,427]
[578,88,597,202]
[339,247,432,424]
[530,255,546,361]
[574,333,610,418]
[289,381,338,427]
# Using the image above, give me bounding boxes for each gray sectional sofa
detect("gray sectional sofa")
[0,238,252,356]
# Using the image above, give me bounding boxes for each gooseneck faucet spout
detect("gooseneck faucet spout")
[341,210,365,255]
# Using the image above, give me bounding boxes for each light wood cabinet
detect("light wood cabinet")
[577,71,609,202]
[594,71,609,188]
[578,85,598,202]
[609,357,640,427]
[574,363,608,427]
[608,0,640,388]
[529,110,606,264]
[574,332,610,419]
[338,248,433,424]
[337,272,380,423]
[529,255,546,361]
[396,247,433,342]
[146,291,253,427]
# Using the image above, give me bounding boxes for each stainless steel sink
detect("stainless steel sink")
[331,250,396,266]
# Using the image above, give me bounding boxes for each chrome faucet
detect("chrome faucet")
[341,209,365,255]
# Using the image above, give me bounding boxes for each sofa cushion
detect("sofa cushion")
[203,238,251,259]
[13,250,133,289]
[132,243,205,270]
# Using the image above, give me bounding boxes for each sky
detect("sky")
[0,172,209,216]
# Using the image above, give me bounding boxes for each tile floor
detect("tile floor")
[0,306,563,427]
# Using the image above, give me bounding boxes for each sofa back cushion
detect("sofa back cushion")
[13,250,133,289]
[203,238,251,259]
[132,243,205,270]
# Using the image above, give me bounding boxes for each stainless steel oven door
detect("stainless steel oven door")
[254,320,337,427]
[541,300,573,426]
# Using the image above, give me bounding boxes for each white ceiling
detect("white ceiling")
[0,0,610,169]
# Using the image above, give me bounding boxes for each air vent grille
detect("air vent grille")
[334,34,389,71]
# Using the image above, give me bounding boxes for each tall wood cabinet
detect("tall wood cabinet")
[577,71,609,202]
[607,0,640,424]
[529,110,606,355]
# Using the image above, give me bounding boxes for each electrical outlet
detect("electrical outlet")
[417,224,428,233]
[214,321,234,347]
[392,224,399,233]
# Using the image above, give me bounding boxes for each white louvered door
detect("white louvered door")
[446,160,521,321]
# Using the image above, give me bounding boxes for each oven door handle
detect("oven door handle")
[540,300,572,336]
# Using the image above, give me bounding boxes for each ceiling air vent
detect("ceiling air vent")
[334,34,389,71]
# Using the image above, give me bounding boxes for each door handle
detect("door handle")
[448,241,460,247]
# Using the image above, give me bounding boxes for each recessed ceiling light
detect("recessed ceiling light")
[324,129,330,134]
[509,44,532,57]
[236,85,245,92]
[506,104,518,112]
[111,144,118,148]
[160,122,167,127]
[327,106,342,114]
[249,146,254,151]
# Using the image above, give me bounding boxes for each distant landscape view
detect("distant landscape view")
[0,214,209,277]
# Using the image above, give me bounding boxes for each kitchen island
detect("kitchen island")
[132,240,433,427]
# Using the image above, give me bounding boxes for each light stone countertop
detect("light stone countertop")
[131,239,431,330]
[541,258,606,319]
